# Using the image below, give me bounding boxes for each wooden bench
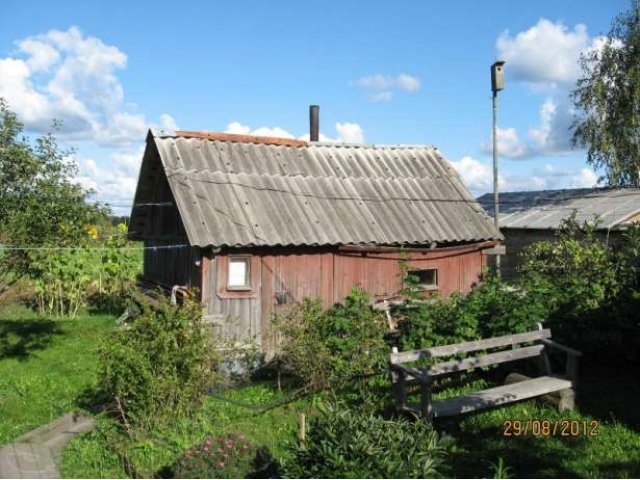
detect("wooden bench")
[389,325,581,421]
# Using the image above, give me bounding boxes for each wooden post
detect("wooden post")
[420,377,433,422]
[298,413,306,442]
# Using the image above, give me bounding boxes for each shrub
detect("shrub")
[172,433,256,479]
[98,297,214,432]
[272,287,388,387]
[517,217,640,363]
[395,273,544,352]
[280,403,449,479]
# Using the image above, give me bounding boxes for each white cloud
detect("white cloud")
[489,18,609,158]
[225,121,365,144]
[225,121,251,135]
[569,168,599,188]
[75,148,144,208]
[396,73,421,92]
[527,98,574,154]
[368,91,394,102]
[482,126,530,159]
[450,156,505,192]
[451,156,600,196]
[0,27,169,147]
[160,113,178,131]
[335,122,364,143]
[352,73,421,101]
[496,18,591,86]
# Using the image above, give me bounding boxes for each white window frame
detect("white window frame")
[227,255,252,290]
[411,268,438,290]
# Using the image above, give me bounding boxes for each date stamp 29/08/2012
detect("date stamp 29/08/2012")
[503,420,599,437]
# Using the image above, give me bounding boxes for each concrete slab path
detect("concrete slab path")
[0,413,94,479]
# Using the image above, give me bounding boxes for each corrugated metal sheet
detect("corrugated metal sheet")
[132,129,501,247]
[477,188,640,230]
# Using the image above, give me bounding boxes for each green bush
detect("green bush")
[171,433,256,479]
[517,217,640,363]
[272,287,388,387]
[98,297,214,432]
[395,273,544,352]
[279,403,449,479]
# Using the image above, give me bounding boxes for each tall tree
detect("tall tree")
[572,1,640,187]
[0,98,107,278]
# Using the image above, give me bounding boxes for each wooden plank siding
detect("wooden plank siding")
[203,244,488,353]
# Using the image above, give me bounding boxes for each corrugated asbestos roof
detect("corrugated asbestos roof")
[477,188,640,230]
[131,129,501,248]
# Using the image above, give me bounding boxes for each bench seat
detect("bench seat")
[390,325,581,421]
[432,375,572,417]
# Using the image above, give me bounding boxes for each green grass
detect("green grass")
[0,303,116,445]
[435,372,640,478]
[3,301,639,478]
[61,382,312,478]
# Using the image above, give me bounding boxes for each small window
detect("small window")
[411,268,438,290]
[228,256,251,290]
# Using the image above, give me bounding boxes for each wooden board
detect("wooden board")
[429,376,572,418]
[426,345,544,377]
[390,329,551,363]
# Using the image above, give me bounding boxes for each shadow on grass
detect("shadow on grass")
[0,318,63,360]
[577,370,640,433]
[449,422,585,478]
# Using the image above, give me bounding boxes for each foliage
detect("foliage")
[30,246,96,318]
[94,222,142,313]
[62,382,307,479]
[171,433,256,479]
[98,297,214,432]
[572,0,640,186]
[395,273,544,351]
[26,222,141,318]
[279,403,449,479]
[0,98,107,278]
[517,216,640,363]
[489,457,514,479]
[272,287,389,387]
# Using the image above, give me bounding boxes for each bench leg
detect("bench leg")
[420,380,433,422]
[558,388,575,412]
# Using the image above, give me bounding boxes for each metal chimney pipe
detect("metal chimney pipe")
[309,105,319,142]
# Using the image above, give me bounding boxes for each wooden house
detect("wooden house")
[130,129,502,352]
[478,187,640,278]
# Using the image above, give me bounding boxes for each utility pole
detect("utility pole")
[491,60,505,277]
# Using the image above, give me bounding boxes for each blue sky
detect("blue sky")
[0,0,628,212]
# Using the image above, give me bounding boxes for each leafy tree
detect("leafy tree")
[0,98,107,279]
[572,1,640,186]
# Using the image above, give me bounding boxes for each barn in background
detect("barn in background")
[130,129,502,354]
[478,187,640,278]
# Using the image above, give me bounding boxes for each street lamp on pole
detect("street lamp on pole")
[491,60,505,277]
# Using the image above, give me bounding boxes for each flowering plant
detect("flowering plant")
[173,433,255,479]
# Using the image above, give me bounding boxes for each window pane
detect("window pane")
[228,258,249,287]
[412,268,437,288]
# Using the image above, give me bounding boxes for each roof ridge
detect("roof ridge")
[172,130,308,148]
[153,128,438,150]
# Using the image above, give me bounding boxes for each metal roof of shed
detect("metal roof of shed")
[130,129,501,248]
[477,188,640,230]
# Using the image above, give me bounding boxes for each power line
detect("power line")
[0,244,189,252]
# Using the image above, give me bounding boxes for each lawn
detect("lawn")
[2,302,639,478]
[60,383,312,478]
[0,303,116,445]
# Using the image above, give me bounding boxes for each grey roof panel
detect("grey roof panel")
[477,188,640,230]
[133,131,501,247]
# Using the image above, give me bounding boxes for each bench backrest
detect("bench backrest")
[390,328,552,365]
